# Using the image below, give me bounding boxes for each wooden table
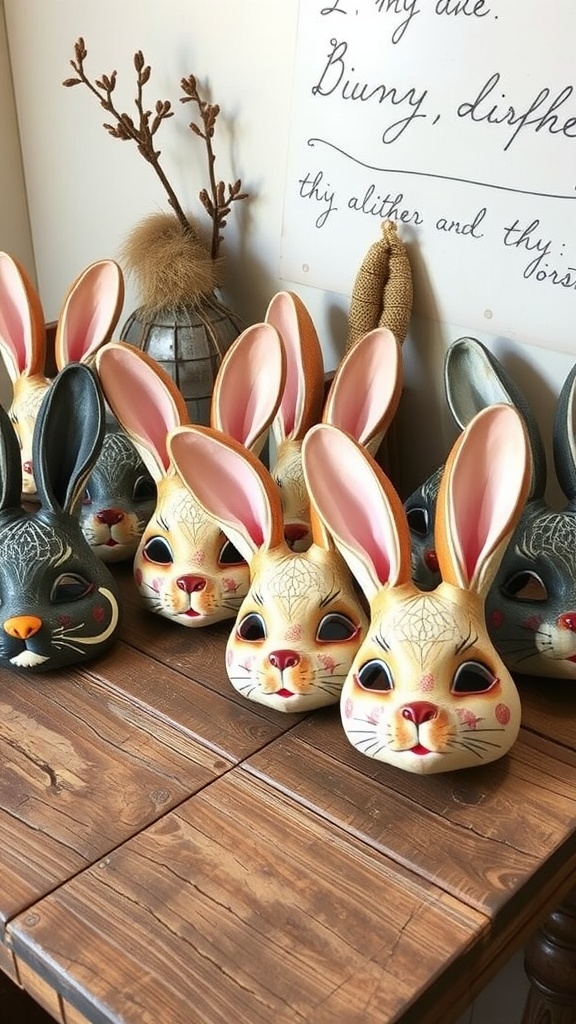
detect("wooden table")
[0,564,575,1024]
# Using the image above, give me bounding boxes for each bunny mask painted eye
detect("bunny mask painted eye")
[237,613,267,642]
[500,570,548,603]
[357,659,394,692]
[452,660,497,695]
[50,573,95,603]
[406,507,429,537]
[218,539,247,568]
[143,536,173,565]
[133,475,156,502]
[316,613,359,643]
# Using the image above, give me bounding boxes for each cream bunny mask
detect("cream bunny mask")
[266,290,401,551]
[301,406,530,774]
[169,426,368,712]
[0,252,124,497]
[96,325,285,626]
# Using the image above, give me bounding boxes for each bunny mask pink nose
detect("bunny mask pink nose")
[401,701,438,726]
[269,650,301,672]
[177,575,206,594]
[97,508,124,526]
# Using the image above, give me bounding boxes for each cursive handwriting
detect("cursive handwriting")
[298,169,338,227]
[311,38,429,142]
[458,72,576,152]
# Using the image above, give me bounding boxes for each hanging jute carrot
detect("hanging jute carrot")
[347,220,413,348]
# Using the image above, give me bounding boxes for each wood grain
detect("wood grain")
[0,659,232,933]
[8,772,485,1024]
[82,639,293,762]
[244,708,576,919]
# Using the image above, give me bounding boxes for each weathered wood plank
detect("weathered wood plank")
[82,640,294,762]
[8,772,485,1024]
[0,660,232,934]
[243,707,576,920]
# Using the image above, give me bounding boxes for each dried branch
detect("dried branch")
[180,74,248,261]
[64,38,191,233]
[64,39,249,265]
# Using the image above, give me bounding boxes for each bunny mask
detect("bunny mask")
[0,251,155,562]
[0,252,124,496]
[266,291,403,553]
[0,364,121,672]
[407,337,576,680]
[96,324,286,627]
[302,406,530,774]
[169,426,368,713]
[265,291,325,551]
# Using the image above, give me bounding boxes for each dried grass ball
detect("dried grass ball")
[120,212,224,313]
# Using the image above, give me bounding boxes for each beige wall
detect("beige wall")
[2,0,575,501]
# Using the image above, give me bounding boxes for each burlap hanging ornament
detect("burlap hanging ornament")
[347,220,413,349]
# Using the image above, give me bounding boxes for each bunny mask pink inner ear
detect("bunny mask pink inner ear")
[98,346,184,475]
[266,291,323,441]
[56,261,123,366]
[169,428,282,555]
[443,405,528,587]
[324,328,401,443]
[303,424,409,592]
[212,323,285,450]
[0,253,42,378]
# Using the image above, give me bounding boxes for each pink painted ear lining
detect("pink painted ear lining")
[215,325,284,447]
[304,426,402,587]
[59,264,122,363]
[99,349,181,472]
[0,258,33,374]
[170,431,273,550]
[325,330,400,442]
[267,293,304,438]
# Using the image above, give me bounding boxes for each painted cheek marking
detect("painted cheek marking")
[344,697,354,719]
[490,609,504,628]
[495,703,511,725]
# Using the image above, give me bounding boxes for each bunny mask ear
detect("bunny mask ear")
[302,423,412,603]
[54,259,124,370]
[211,322,286,455]
[445,337,545,499]
[323,327,402,454]
[168,425,286,565]
[553,362,576,504]
[96,342,189,481]
[265,291,325,444]
[0,252,47,382]
[33,363,106,515]
[435,404,530,596]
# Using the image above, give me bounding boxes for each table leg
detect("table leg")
[521,885,576,1023]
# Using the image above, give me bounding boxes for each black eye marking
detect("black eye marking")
[237,613,267,642]
[51,574,95,603]
[317,613,359,642]
[357,660,394,692]
[218,540,247,567]
[452,660,497,695]
[132,475,156,502]
[501,571,548,603]
[406,507,430,537]
[143,536,173,565]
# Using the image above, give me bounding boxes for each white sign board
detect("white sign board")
[280,0,576,350]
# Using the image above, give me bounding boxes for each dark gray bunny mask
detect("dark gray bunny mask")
[0,363,121,672]
[406,337,576,680]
